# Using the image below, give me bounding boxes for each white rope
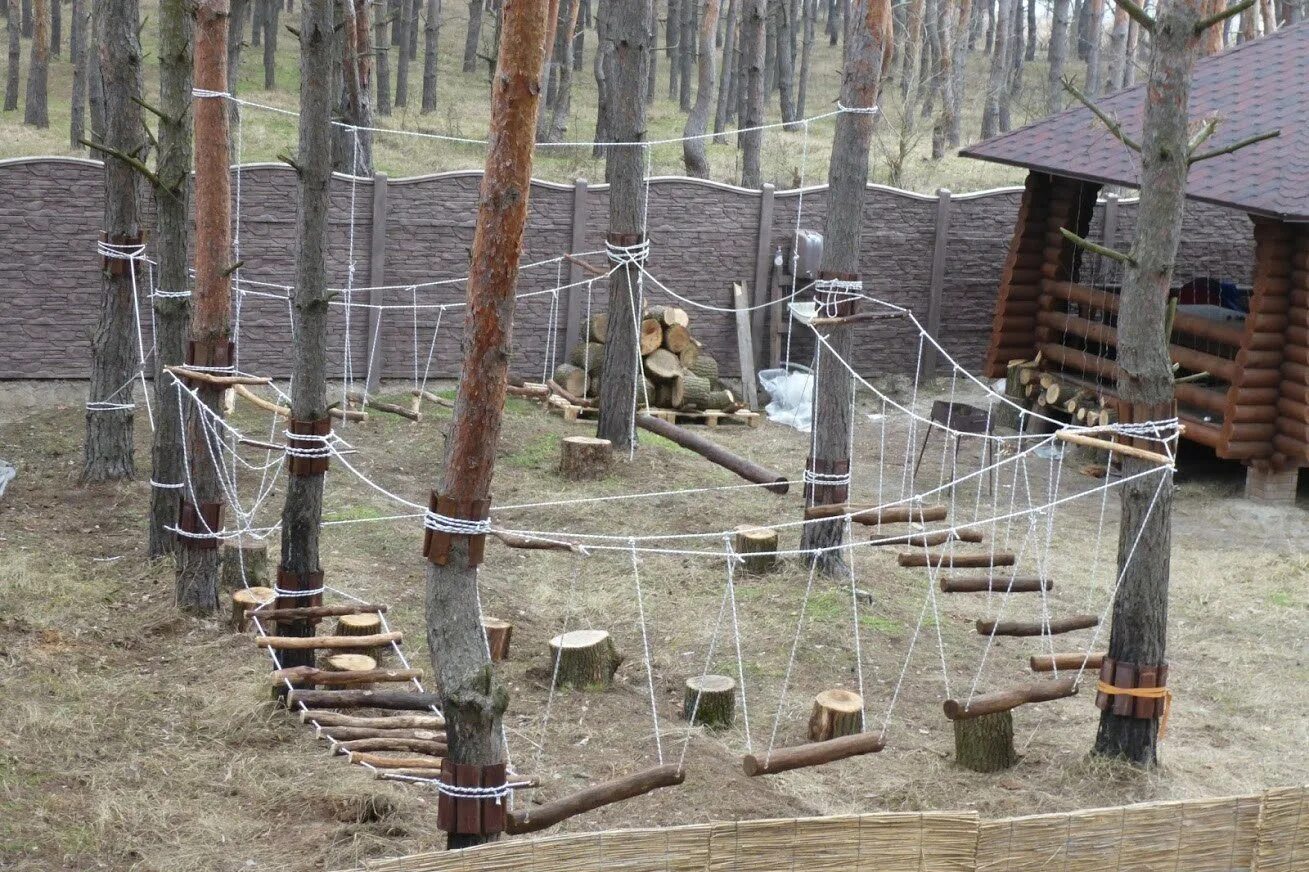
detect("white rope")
[628,539,664,764]
[422,512,492,535]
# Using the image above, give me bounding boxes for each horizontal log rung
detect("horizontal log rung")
[255,631,402,650]
[977,615,1099,637]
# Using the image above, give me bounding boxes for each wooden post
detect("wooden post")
[365,171,389,393]
[563,177,590,356]
[953,711,1017,772]
[423,0,551,847]
[919,187,952,382]
[1102,191,1119,251]
[733,282,760,409]
[751,182,776,372]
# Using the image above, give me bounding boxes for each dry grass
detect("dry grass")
[0,1,1076,192]
[1,378,1307,870]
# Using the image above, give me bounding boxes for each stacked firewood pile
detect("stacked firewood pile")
[555,305,741,411]
[1009,358,1117,427]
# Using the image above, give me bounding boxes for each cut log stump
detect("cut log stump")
[808,689,864,742]
[683,674,736,729]
[953,710,1018,772]
[733,525,779,574]
[221,537,269,592]
[559,436,613,481]
[483,617,513,662]
[548,629,623,689]
[553,362,588,398]
[336,613,386,660]
[231,586,275,632]
[322,653,378,688]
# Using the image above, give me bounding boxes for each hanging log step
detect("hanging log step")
[943,678,1079,720]
[286,689,440,711]
[346,752,445,769]
[335,737,448,755]
[940,576,1052,593]
[976,615,1098,637]
[506,764,686,835]
[320,726,446,742]
[246,602,388,622]
[376,767,446,780]
[301,710,444,729]
[1030,652,1106,672]
[872,529,983,548]
[270,665,422,686]
[805,503,948,525]
[254,631,402,650]
[742,732,885,777]
[898,550,1016,569]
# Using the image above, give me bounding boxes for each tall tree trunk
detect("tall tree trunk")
[252,0,262,45]
[1106,4,1127,88]
[82,0,143,483]
[799,0,889,574]
[1093,0,1208,768]
[594,0,652,451]
[50,0,58,54]
[591,0,608,156]
[1124,15,1138,84]
[679,0,695,108]
[20,0,29,35]
[4,0,20,111]
[575,0,589,68]
[983,0,994,50]
[1048,0,1070,113]
[712,0,736,141]
[796,0,813,117]
[1075,0,1091,57]
[228,0,247,91]
[69,0,85,144]
[776,0,797,127]
[546,0,582,139]
[263,0,279,87]
[87,0,104,138]
[535,0,566,138]
[148,0,194,557]
[930,0,959,158]
[461,0,481,71]
[395,0,411,105]
[738,0,764,187]
[1009,0,1021,67]
[420,0,439,111]
[647,9,658,102]
[668,0,680,99]
[277,0,335,701]
[899,0,922,103]
[1024,0,1035,58]
[762,0,775,93]
[1085,0,1103,92]
[979,0,1009,137]
[375,3,391,114]
[408,0,418,56]
[176,0,232,614]
[424,0,549,850]
[682,0,719,175]
[339,0,373,171]
[946,0,970,146]
[1199,0,1222,51]
[23,0,48,126]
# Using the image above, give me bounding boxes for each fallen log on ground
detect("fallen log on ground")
[636,414,788,493]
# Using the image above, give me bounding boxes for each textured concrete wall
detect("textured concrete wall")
[0,158,1258,384]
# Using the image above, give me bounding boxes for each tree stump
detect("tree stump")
[548,629,623,689]
[683,674,736,728]
[321,653,378,689]
[559,436,614,480]
[220,536,270,593]
[734,525,779,574]
[808,689,864,742]
[336,613,385,661]
[482,617,513,661]
[231,586,275,632]
[953,710,1018,772]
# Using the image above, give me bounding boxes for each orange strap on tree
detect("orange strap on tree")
[1096,681,1174,738]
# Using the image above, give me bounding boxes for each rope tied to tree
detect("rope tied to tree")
[605,238,650,268]
[1095,682,1174,737]
[422,511,493,536]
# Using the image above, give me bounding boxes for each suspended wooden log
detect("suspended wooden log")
[636,414,789,493]
[808,689,864,742]
[940,576,1051,593]
[1030,652,1105,672]
[345,389,421,421]
[683,674,736,728]
[1056,430,1173,465]
[482,617,513,662]
[548,630,623,689]
[898,550,1016,569]
[246,602,388,622]
[506,764,685,835]
[233,383,368,421]
[256,631,402,651]
[288,689,441,710]
[346,752,445,769]
[505,382,551,400]
[410,388,455,408]
[953,711,1018,772]
[336,737,448,755]
[872,529,983,548]
[490,530,585,554]
[559,436,613,480]
[742,732,885,777]
[320,726,446,741]
[943,678,1079,720]
[165,364,272,386]
[300,710,444,729]
[804,503,947,524]
[733,525,778,573]
[976,615,1098,637]
[231,586,275,632]
[271,664,420,686]
[376,767,446,780]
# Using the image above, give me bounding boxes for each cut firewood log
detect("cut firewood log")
[1017,362,1039,386]
[320,653,378,691]
[733,525,778,574]
[643,347,682,381]
[681,371,712,409]
[1063,389,1093,415]
[548,629,623,689]
[678,338,701,370]
[482,617,513,662]
[808,689,865,742]
[705,389,735,410]
[688,353,719,385]
[587,312,609,343]
[569,342,606,375]
[335,613,386,661]
[336,737,448,755]
[552,362,588,398]
[683,674,736,728]
[666,374,686,407]
[953,711,1018,772]
[220,536,269,592]
[300,711,444,729]
[898,550,1016,569]
[645,305,690,327]
[231,587,275,632]
[639,318,663,355]
[663,323,692,354]
[559,436,613,480]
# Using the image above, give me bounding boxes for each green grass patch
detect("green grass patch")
[1269,590,1297,608]
[504,433,559,470]
[322,505,388,522]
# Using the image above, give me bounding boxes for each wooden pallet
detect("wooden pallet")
[547,402,762,428]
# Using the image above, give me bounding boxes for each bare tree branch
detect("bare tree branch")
[1110,0,1155,32]
[1060,226,1137,265]
[1189,129,1279,163]
[79,137,165,190]
[131,94,170,123]
[1195,0,1254,33]
[1062,77,1141,151]
[1186,117,1219,153]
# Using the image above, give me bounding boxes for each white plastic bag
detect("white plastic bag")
[758,365,815,432]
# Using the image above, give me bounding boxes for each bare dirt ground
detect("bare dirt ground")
[2,380,1307,871]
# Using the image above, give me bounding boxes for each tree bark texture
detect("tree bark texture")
[176,0,232,614]
[394,0,412,105]
[5,0,21,111]
[776,0,797,126]
[679,0,696,109]
[23,0,48,126]
[591,0,608,155]
[227,0,246,92]
[87,0,104,138]
[82,0,143,483]
[375,4,391,114]
[69,0,86,145]
[424,0,550,847]
[462,0,481,72]
[737,0,764,187]
[50,0,59,55]
[796,0,814,117]
[262,0,279,87]
[339,0,374,172]
[712,0,736,142]
[535,0,566,139]
[979,0,1010,138]
[1107,4,1128,90]
[798,0,888,575]
[682,0,720,175]
[148,0,194,557]
[420,0,440,111]
[1048,0,1070,113]
[1093,0,1197,768]
[946,0,969,146]
[594,0,652,450]
[546,0,582,139]
[252,0,263,45]
[668,0,681,99]
[953,710,1017,771]
[1085,0,1103,94]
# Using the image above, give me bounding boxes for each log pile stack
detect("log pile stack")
[1010,359,1117,427]
[557,306,740,412]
